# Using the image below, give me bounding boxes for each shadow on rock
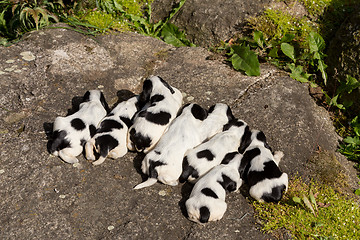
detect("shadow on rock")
[132,152,147,182]
[178,181,194,219]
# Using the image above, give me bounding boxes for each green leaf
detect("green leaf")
[343,136,360,146]
[308,32,325,53]
[253,31,264,48]
[268,47,279,58]
[355,188,360,196]
[309,189,318,212]
[280,33,295,43]
[317,59,328,85]
[230,44,260,76]
[160,23,194,47]
[288,63,311,83]
[281,43,296,62]
[329,94,345,109]
[293,196,302,204]
[302,195,316,215]
[338,75,360,94]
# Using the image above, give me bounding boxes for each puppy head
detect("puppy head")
[83,90,109,112]
[248,129,272,151]
[208,103,234,122]
[250,172,288,203]
[128,128,152,152]
[186,198,227,224]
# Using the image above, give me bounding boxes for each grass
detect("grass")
[253,177,360,239]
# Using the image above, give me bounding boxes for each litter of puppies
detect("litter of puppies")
[48,75,288,224]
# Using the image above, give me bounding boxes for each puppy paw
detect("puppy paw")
[92,157,105,166]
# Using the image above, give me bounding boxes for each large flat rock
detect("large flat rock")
[0,25,357,239]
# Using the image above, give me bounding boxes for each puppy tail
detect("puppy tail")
[133,178,157,189]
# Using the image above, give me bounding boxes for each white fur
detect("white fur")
[127,76,183,153]
[51,90,107,164]
[186,154,242,224]
[85,96,139,165]
[183,120,248,183]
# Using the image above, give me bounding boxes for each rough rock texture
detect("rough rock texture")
[326,6,360,111]
[0,25,358,239]
[151,0,273,47]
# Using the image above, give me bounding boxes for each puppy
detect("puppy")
[133,103,208,189]
[134,103,235,189]
[185,153,243,224]
[241,130,288,202]
[180,119,251,183]
[50,90,109,164]
[85,96,140,165]
[127,76,183,153]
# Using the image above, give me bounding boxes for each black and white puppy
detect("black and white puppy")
[242,130,288,202]
[134,103,235,189]
[180,119,251,183]
[85,96,140,165]
[50,90,109,164]
[134,103,208,189]
[127,76,183,153]
[185,153,243,224]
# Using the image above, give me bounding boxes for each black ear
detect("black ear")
[191,104,208,120]
[257,131,272,151]
[226,106,235,121]
[83,91,91,102]
[179,156,192,183]
[148,160,165,178]
[208,105,215,113]
[158,76,175,94]
[139,79,153,104]
[99,92,110,113]
[238,125,252,154]
[238,148,261,180]
[199,207,210,223]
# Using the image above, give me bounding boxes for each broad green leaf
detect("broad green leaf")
[308,32,325,53]
[280,33,295,43]
[160,23,194,47]
[302,195,316,215]
[230,45,260,76]
[350,116,360,136]
[268,47,279,58]
[355,188,360,196]
[281,43,296,62]
[309,189,318,212]
[288,63,311,83]
[343,136,360,146]
[317,59,327,85]
[329,94,345,109]
[253,31,264,48]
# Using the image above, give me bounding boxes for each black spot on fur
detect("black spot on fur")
[208,105,215,113]
[95,135,119,158]
[129,128,151,152]
[89,124,97,137]
[97,119,123,134]
[261,184,286,203]
[99,91,110,113]
[155,150,161,155]
[150,94,165,103]
[217,174,237,192]
[223,119,244,131]
[71,118,86,130]
[158,76,175,94]
[199,207,210,223]
[179,156,199,183]
[149,160,166,178]
[196,150,215,161]
[83,91,91,102]
[201,188,219,199]
[120,116,132,128]
[50,130,70,153]
[247,160,283,188]
[145,111,171,125]
[139,79,153,104]
[256,131,272,151]
[238,125,252,154]
[239,147,261,180]
[191,104,208,120]
[221,152,238,164]
[226,106,235,121]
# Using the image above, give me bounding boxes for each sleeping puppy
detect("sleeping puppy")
[185,152,243,224]
[180,119,251,183]
[50,90,109,164]
[85,96,140,165]
[241,130,288,202]
[133,103,208,189]
[134,103,234,189]
[127,76,183,153]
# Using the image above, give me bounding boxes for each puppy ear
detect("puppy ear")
[179,156,197,183]
[83,91,91,102]
[256,131,272,151]
[158,76,175,94]
[191,104,208,120]
[238,147,261,179]
[139,79,153,104]
[99,92,110,113]
[199,206,210,223]
[226,105,235,121]
[238,125,252,154]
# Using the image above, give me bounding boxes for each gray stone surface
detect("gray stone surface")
[0,25,358,239]
[151,0,273,47]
